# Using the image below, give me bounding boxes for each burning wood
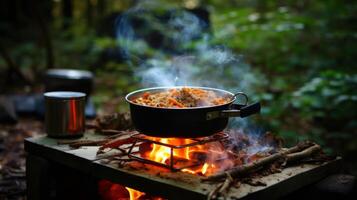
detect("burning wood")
[204,142,326,200]
[204,141,320,181]
[91,130,330,182]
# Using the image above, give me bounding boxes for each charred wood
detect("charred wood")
[204,141,317,181]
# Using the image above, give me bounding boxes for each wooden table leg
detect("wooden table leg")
[26,154,50,200]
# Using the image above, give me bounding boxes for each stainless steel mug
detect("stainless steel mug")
[44,91,86,138]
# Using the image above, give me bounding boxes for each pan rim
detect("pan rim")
[125,86,238,110]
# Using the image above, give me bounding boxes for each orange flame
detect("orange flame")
[126,187,145,200]
[144,137,233,176]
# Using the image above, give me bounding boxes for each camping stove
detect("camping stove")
[127,132,229,171]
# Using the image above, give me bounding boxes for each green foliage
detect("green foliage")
[293,70,357,119]
[206,1,357,155]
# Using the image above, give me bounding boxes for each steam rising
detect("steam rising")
[115,2,271,173]
[115,3,262,92]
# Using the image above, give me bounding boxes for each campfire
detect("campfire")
[126,132,232,175]
[61,114,333,200]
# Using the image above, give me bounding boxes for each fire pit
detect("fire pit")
[25,128,341,200]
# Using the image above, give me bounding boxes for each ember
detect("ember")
[98,180,165,200]
[126,187,144,200]
[123,132,235,174]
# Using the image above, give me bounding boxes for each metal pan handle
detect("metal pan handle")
[221,102,261,118]
[206,102,261,120]
[206,92,260,120]
[230,92,249,106]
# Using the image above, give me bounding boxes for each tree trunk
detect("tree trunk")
[62,0,73,29]
[97,0,106,19]
[31,0,55,69]
[86,0,93,27]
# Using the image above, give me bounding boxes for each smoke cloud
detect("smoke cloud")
[115,3,262,92]
[115,2,265,134]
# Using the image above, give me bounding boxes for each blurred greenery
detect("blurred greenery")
[0,0,356,172]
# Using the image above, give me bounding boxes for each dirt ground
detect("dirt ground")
[0,118,44,200]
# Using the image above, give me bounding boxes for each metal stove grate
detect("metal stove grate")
[127,132,229,171]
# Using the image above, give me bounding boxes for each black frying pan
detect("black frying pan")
[125,86,260,138]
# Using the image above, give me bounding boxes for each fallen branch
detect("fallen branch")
[204,141,316,181]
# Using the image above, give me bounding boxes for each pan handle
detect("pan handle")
[224,102,261,118]
[206,102,261,120]
[231,92,248,106]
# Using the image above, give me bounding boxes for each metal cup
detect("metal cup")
[44,91,86,138]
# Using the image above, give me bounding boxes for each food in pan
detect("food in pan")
[132,87,230,108]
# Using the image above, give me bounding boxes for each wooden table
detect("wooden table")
[25,132,342,200]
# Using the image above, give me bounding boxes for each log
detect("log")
[204,141,316,181]
[286,144,321,162]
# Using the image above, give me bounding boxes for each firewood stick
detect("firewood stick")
[281,141,315,154]
[218,173,234,199]
[57,130,136,148]
[286,144,321,162]
[99,129,125,135]
[207,182,223,200]
[204,141,315,181]
[92,151,128,161]
[99,137,136,150]
[69,140,109,148]
[58,139,108,146]
[207,173,234,200]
